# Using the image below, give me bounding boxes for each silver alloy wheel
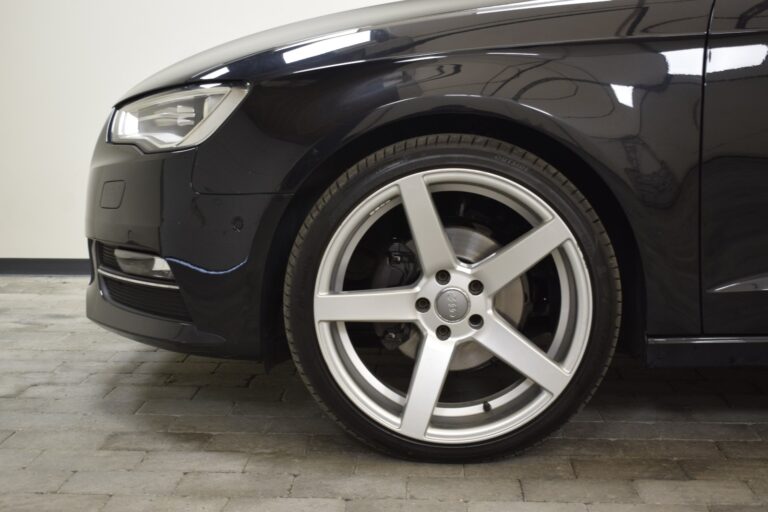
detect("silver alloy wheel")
[313,168,593,444]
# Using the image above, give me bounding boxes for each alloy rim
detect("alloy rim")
[313,168,593,443]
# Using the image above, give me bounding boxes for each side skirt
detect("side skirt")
[647,337,768,367]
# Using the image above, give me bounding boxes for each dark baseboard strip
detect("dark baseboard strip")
[0,259,90,275]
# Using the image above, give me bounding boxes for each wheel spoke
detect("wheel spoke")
[398,174,456,276]
[472,218,571,296]
[474,317,570,396]
[314,288,418,322]
[399,334,454,438]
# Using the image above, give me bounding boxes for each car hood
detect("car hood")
[120,0,512,102]
[120,0,709,103]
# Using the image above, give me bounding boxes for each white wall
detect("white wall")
[0,0,393,259]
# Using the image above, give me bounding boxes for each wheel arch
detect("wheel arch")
[262,112,646,360]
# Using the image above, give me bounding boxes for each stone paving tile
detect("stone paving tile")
[0,398,47,412]
[709,506,768,512]
[572,458,686,480]
[471,504,586,512]
[105,384,198,400]
[62,412,176,432]
[215,362,267,374]
[206,433,309,455]
[348,499,468,511]
[176,472,293,498]
[136,362,218,375]
[0,448,41,470]
[691,408,768,424]
[293,475,406,499]
[355,454,463,477]
[655,422,761,441]
[56,361,140,373]
[559,422,760,442]
[527,439,722,459]
[1,370,89,388]
[38,397,145,415]
[0,360,62,374]
[407,476,521,501]
[635,480,760,505]
[102,432,212,451]
[0,493,109,512]
[2,430,112,450]
[244,453,355,476]
[746,479,768,502]
[83,372,170,385]
[680,459,768,480]
[0,330,69,346]
[61,470,184,495]
[110,351,187,362]
[588,505,708,512]
[596,404,695,422]
[169,415,271,434]
[167,372,252,387]
[193,386,284,402]
[137,399,234,416]
[464,456,574,479]
[137,450,249,472]
[18,384,109,399]
[233,401,321,417]
[718,441,768,459]
[103,495,228,512]
[226,498,344,512]
[569,407,603,422]
[264,415,343,435]
[522,479,639,504]
[27,449,144,471]
[0,349,115,362]
[556,422,658,440]
[0,430,13,444]
[308,434,369,454]
[0,469,72,493]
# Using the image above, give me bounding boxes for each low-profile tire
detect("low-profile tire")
[284,134,621,462]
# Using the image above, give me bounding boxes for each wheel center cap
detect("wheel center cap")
[435,288,470,322]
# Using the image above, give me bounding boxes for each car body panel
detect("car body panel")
[701,0,768,334]
[88,0,726,361]
[86,126,292,358]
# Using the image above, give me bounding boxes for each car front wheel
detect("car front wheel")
[284,134,621,461]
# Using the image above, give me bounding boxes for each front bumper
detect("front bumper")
[85,133,292,360]
[87,267,226,352]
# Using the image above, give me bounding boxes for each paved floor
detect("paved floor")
[0,276,767,511]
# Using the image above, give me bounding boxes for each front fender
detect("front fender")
[193,35,704,336]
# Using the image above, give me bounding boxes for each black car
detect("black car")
[86,0,768,461]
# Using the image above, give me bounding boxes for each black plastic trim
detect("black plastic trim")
[647,336,768,367]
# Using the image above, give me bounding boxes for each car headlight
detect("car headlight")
[109,83,249,152]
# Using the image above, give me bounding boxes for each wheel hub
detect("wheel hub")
[396,227,527,371]
[435,288,470,322]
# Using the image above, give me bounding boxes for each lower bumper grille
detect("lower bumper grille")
[103,276,191,322]
[100,244,119,271]
[95,243,191,322]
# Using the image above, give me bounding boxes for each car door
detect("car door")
[701,0,768,334]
